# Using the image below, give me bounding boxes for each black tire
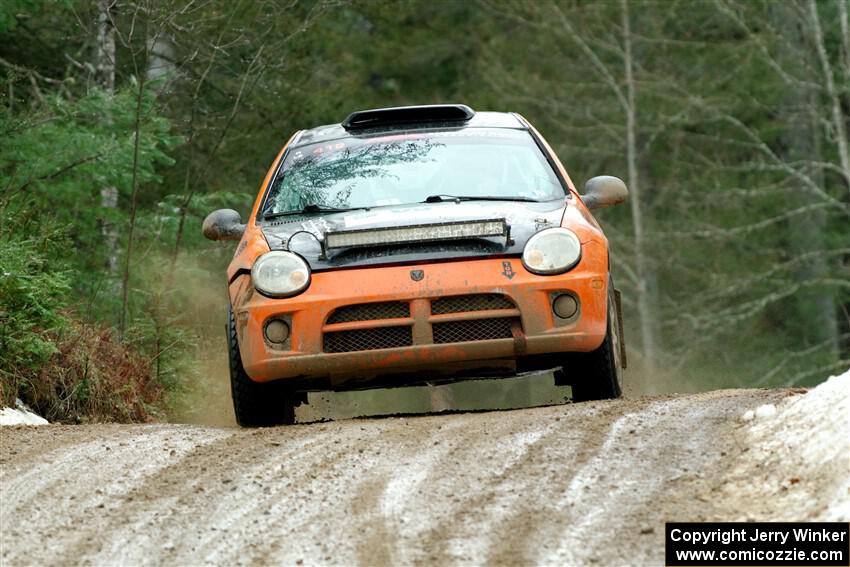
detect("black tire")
[569,286,624,402]
[228,305,297,426]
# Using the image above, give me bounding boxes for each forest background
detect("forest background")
[1,0,848,424]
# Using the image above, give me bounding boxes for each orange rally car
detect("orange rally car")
[203,104,629,426]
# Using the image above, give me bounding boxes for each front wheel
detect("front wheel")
[569,286,624,402]
[228,305,298,426]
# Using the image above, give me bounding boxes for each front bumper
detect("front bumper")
[230,240,609,387]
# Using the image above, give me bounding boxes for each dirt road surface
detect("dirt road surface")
[2,380,848,566]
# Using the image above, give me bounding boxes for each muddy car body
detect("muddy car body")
[204,105,628,426]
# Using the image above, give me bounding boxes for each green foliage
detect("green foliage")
[1,0,847,422]
[0,227,70,402]
[0,71,180,416]
[0,0,40,33]
[1,87,180,318]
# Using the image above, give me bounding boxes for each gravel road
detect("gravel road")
[2,383,848,566]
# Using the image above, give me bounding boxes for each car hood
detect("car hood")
[260,199,567,272]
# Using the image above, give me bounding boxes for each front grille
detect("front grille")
[431,294,514,315]
[323,295,521,353]
[327,301,410,324]
[432,317,516,344]
[324,326,413,353]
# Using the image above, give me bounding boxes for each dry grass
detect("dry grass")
[22,318,164,423]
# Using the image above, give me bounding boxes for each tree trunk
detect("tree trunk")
[118,69,146,337]
[776,1,840,360]
[118,12,151,338]
[622,0,661,375]
[95,0,116,92]
[95,0,119,275]
[806,0,850,199]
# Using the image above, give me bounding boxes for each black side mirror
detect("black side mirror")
[202,209,246,241]
[582,176,629,210]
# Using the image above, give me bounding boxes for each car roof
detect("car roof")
[293,110,526,149]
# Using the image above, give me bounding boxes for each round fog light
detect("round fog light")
[264,319,290,344]
[553,294,578,319]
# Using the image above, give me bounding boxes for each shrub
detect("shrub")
[27,318,163,423]
[0,231,166,422]
[0,231,70,405]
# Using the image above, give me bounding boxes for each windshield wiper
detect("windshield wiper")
[264,204,367,219]
[423,194,541,204]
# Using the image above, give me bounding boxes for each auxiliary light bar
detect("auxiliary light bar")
[324,219,508,250]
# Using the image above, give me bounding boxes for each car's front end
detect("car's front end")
[232,222,611,391]
[204,104,628,425]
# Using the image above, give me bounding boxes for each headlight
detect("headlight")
[251,251,311,297]
[522,228,582,275]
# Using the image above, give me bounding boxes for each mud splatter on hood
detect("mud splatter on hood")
[260,199,567,272]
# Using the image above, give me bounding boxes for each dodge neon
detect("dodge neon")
[203,104,629,426]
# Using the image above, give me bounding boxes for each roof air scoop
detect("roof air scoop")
[342,104,475,130]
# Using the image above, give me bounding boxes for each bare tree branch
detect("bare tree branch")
[807,0,850,196]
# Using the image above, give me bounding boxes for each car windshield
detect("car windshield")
[262,128,565,217]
